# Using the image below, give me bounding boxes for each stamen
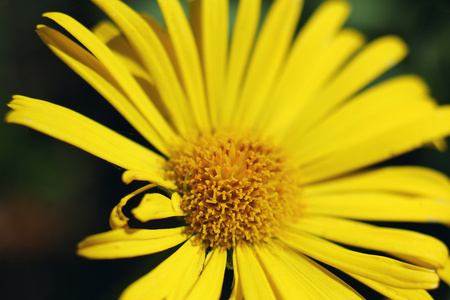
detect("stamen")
[166,132,300,249]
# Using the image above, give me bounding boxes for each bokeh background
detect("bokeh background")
[1,0,450,299]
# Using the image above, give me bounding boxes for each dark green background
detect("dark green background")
[1,0,450,299]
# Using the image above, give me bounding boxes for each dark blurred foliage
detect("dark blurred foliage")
[0,0,449,299]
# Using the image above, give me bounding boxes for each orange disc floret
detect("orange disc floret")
[166,132,300,249]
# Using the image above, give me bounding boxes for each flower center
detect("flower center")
[166,132,300,249]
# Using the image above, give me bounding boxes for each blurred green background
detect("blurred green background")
[1,0,450,299]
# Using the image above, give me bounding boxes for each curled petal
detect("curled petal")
[131,193,185,222]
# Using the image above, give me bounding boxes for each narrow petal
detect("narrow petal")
[43,12,179,145]
[301,192,450,225]
[140,14,182,84]
[77,227,187,259]
[92,0,194,137]
[92,19,176,123]
[303,166,450,199]
[229,248,244,300]
[110,184,156,229]
[236,245,277,300]
[185,248,227,300]
[349,273,433,300]
[255,244,310,299]
[122,170,176,189]
[120,239,205,300]
[223,0,261,126]
[157,0,210,131]
[131,193,185,222]
[7,97,166,176]
[264,0,353,135]
[199,0,229,127]
[291,216,448,269]
[91,20,120,43]
[280,230,439,289]
[282,250,364,299]
[92,20,154,84]
[291,75,435,165]
[301,106,450,183]
[256,243,363,299]
[233,0,303,129]
[266,28,365,138]
[36,25,170,154]
[293,35,408,135]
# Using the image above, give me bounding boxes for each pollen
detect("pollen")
[166,132,300,249]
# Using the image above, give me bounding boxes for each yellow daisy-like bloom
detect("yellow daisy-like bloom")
[7,0,450,298]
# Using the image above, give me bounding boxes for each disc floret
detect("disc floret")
[166,132,299,248]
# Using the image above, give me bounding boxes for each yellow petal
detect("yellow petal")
[255,244,306,299]
[120,239,205,300]
[199,0,229,127]
[301,191,450,225]
[236,244,277,300]
[171,192,183,213]
[280,230,439,289]
[140,14,181,84]
[229,247,244,300]
[264,0,353,136]
[157,0,210,131]
[110,184,156,229]
[294,35,408,135]
[132,193,185,222]
[92,0,193,137]
[43,12,179,146]
[233,0,303,129]
[223,0,261,126]
[185,247,227,300]
[281,249,364,299]
[438,256,450,286]
[91,20,120,43]
[92,20,154,84]
[92,19,177,125]
[256,242,363,299]
[122,170,176,190]
[301,106,450,183]
[36,25,170,154]
[7,97,166,176]
[77,227,187,259]
[292,75,434,165]
[292,216,448,269]
[349,273,433,300]
[303,166,450,199]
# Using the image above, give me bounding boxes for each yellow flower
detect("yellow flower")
[6,0,450,298]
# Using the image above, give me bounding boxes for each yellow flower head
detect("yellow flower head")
[6,0,450,299]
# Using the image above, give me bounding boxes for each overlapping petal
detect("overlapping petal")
[233,0,303,128]
[185,247,227,300]
[300,106,450,183]
[120,239,205,300]
[263,0,354,136]
[235,245,277,300]
[301,191,450,225]
[349,273,433,300]
[92,0,194,137]
[303,165,450,199]
[280,230,440,289]
[291,216,448,269]
[255,243,363,299]
[43,12,180,150]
